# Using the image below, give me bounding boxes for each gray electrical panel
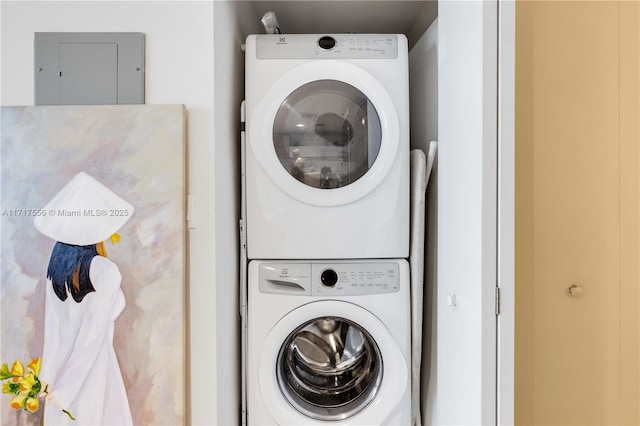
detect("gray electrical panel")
[35,32,145,105]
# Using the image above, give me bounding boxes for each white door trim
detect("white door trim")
[497,1,516,425]
[437,1,498,424]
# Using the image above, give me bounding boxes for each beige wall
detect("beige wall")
[516,1,639,424]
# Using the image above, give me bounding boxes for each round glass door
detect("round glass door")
[273,80,382,189]
[276,316,383,421]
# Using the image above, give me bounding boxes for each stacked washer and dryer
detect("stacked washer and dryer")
[241,33,411,425]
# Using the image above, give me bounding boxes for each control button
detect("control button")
[320,269,339,287]
[318,36,336,50]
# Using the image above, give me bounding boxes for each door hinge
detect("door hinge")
[495,287,501,316]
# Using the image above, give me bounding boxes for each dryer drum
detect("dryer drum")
[272,80,382,190]
[314,112,353,146]
[276,317,383,421]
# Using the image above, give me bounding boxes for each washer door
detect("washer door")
[258,301,408,424]
[277,316,382,421]
[249,61,400,207]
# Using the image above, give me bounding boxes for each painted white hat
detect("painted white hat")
[34,172,134,246]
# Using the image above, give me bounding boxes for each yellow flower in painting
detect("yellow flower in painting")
[27,358,41,375]
[9,395,39,412]
[2,358,62,416]
[25,397,39,413]
[19,374,37,393]
[10,360,24,377]
[10,395,26,410]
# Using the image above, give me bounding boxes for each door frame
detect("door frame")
[437,0,514,424]
[497,0,515,425]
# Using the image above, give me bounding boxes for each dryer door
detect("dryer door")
[258,301,408,424]
[249,61,400,207]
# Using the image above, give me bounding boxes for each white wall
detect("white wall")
[0,1,217,424]
[212,2,261,424]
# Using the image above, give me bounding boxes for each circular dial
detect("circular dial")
[320,269,338,287]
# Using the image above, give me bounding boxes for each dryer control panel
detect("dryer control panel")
[259,261,400,296]
[256,34,399,60]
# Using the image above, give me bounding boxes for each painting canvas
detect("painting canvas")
[0,105,186,425]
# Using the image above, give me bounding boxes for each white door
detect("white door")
[434,1,514,425]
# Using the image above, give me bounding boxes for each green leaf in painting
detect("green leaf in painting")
[0,363,13,380]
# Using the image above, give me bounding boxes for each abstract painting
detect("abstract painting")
[1,105,186,425]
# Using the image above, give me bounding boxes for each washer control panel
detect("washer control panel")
[256,34,399,60]
[258,261,400,296]
[312,263,399,296]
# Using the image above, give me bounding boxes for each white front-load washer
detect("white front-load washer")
[247,259,410,425]
[244,34,409,260]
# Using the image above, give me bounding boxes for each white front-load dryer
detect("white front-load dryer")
[244,34,409,259]
[247,259,410,425]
